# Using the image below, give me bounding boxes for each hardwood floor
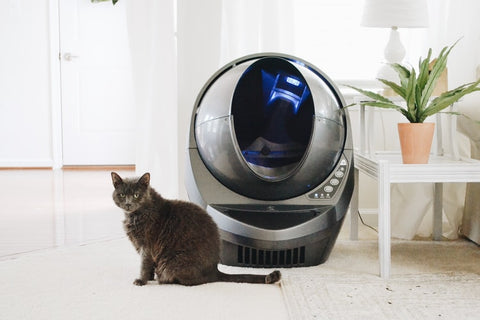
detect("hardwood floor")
[0,168,134,260]
[0,167,376,261]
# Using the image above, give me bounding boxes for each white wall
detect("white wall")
[0,0,52,166]
[0,0,53,167]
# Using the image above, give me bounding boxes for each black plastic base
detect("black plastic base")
[219,216,345,268]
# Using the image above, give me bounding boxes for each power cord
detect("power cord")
[357,210,378,233]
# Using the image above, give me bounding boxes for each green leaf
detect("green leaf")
[416,48,433,110]
[359,101,402,110]
[113,0,119,4]
[419,42,459,109]
[417,48,432,94]
[405,68,417,121]
[344,85,394,104]
[377,79,406,98]
[420,79,480,121]
[360,101,413,122]
[388,63,410,88]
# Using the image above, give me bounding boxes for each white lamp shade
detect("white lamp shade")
[361,0,429,28]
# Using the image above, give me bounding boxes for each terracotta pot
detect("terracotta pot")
[397,123,435,164]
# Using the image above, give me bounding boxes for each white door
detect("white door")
[59,0,135,165]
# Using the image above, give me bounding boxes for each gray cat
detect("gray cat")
[111,172,281,286]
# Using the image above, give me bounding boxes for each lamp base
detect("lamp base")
[376,27,405,85]
[384,27,406,63]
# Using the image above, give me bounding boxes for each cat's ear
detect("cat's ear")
[138,172,150,188]
[111,172,123,188]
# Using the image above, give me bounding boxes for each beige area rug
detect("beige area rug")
[281,240,480,320]
[0,238,287,320]
[2,237,479,320]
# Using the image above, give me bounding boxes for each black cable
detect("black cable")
[357,210,378,233]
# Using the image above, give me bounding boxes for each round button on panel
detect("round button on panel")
[308,155,350,200]
[324,185,334,193]
[330,178,339,186]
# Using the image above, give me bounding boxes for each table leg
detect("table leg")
[350,168,359,240]
[359,104,366,154]
[378,160,391,279]
[433,183,443,241]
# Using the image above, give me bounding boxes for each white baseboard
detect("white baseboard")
[0,159,53,168]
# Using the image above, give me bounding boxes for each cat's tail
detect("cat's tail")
[216,269,281,284]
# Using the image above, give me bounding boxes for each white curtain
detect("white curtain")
[219,0,294,64]
[176,0,223,200]
[125,0,178,198]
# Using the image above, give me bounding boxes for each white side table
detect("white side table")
[350,104,480,279]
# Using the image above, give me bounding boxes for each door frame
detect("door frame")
[49,0,63,169]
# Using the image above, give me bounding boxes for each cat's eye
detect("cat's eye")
[134,193,140,199]
[119,193,125,198]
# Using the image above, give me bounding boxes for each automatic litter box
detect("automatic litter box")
[186,53,354,267]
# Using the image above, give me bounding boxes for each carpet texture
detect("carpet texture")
[2,237,479,319]
[0,238,286,320]
[281,240,480,320]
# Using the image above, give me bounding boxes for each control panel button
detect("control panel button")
[307,155,349,200]
[324,185,334,193]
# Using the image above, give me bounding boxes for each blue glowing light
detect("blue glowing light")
[264,73,308,114]
[286,76,301,86]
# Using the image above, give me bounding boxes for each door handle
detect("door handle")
[63,52,79,61]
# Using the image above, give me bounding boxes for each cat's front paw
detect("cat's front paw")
[133,278,147,286]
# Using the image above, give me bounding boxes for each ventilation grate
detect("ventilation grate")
[237,245,306,267]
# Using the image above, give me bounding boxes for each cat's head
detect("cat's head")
[111,172,151,214]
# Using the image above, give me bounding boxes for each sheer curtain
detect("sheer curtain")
[125,0,178,198]
[219,0,294,64]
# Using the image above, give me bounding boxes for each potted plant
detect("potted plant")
[347,42,480,164]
